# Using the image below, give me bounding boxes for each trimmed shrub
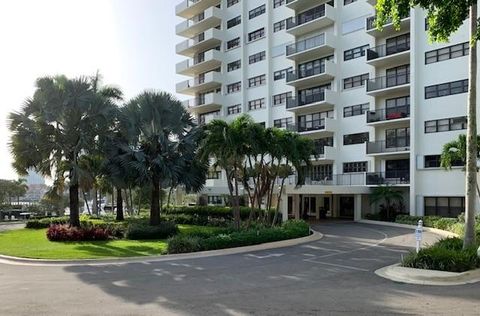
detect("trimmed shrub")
[126,222,179,240]
[402,237,480,272]
[163,206,280,221]
[26,217,69,229]
[46,224,111,242]
[167,235,203,254]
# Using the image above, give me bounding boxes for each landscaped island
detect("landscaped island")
[0,207,310,260]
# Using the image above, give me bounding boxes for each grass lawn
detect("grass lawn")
[0,225,223,260]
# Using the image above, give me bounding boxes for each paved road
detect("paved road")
[0,222,479,316]
[0,222,25,232]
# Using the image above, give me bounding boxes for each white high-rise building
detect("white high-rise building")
[175,0,478,221]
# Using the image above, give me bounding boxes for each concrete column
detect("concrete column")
[354,194,362,221]
[316,195,320,220]
[280,193,288,222]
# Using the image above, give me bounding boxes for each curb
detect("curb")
[0,229,323,267]
[357,219,459,238]
[375,263,480,286]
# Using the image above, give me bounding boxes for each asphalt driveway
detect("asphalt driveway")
[0,222,478,315]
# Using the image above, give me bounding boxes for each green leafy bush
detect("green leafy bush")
[46,224,112,242]
[402,238,480,272]
[126,222,179,240]
[26,217,70,229]
[167,220,310,254]
[167,235,203,254]
[163,206,280,221]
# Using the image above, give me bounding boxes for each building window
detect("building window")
[424,155,464,168]
[273,92,292,106]
[274,20,286,32]
[424,197,465,217]
[227,0,239,7]
[207,196,223,205]
[344,0,358,5]
[273,117,293,128]
[248,28,265,42]
[344,103,369,117]
[227,104,242,115]
[297,110,333,132]
[343,73,369,89]
[425,116,467,133]
[343,132,369,145]
[297,55,333,78]
[313,137,334,155]
[227,16,241,29]
[343,161,367,173]
[227,82,242,94]
[249,51,266,64]
[249,5,266,19]
[274,0,285,8]
[227,60,241,72]
[298,83,331,105]
[248,98,265,111]
[425,79,468,99]
[310,164,333,181]
[344,44,369,61]
[274,67,292,80]
[199,110,220,125]
[425,42,469,64]
[248,74,266,87]
[226,37,241,50]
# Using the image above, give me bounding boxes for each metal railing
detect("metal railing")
[367,105,410,123]
[305,173,366,186]
[366,73,410,92]
[297,118,326,133]
[367,139,410,154]
[286,64,326,82]
[286,3,327,29]
[286,33,325,56]
[366,13,410,30]
[366,171,410,185]
[286,91,326,109]
[366,41,410,60]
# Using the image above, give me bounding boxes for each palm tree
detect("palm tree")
[369,186,404,221]
[115,91,206,226]
[9,74,120,226]
[11,179,28,205]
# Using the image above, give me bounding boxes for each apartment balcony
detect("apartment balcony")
[286,89,337,114]
[366,106,410,127]
[176,28,223,57]
[366,15,411,38]
[366,42,410,67]
[289,117,336,138]
[176,6,222,38]
[286,32,335,62]
[176,0,220,19]
[286,60,336,89]
[366,139,410,156]
[366,73,410,97]
[176,71,222,96]
[313,145,336,162]
[285,3,335,37]
[366,171,410,186]
[183,92,222,114]
[198,111,222,126]
[304,173,366,186]
[176,49,222,76]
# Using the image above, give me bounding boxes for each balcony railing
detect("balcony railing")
[366,171,410,185]
[286,3,327,30]
[286,91,326,109]
[366,73,410,92]
[367,105,410,123]
[297,118,326,133]
[304,173,366,186]
[366,13,410,30]
[286,33,325,56]
[366,42,410,60]
[367,138,410,154]
[286,64,326,82]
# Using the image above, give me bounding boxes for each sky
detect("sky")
[0,0,186,180]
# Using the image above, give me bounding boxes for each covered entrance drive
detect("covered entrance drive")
[282,180,371,221]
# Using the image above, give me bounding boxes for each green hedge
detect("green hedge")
[167,220,310,254]
[402,237,480,272]
[126,222,179,240]
[164,206,280,221]
[394,214,477,238]
[26,217,70,229]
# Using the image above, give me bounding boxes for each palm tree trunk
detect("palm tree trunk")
[116,187,124,221]
[69,181,80,227]
[150,177,161,226]
[272,177,286,226]
[464,4,478,248]
[92,187,98,216]
[233,175,241,230]
[82,190,91,215]
[167,186,173,207]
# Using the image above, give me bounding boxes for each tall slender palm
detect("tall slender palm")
[370,186,404,221]
[9,74,120,226]
[115,91,206,225]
